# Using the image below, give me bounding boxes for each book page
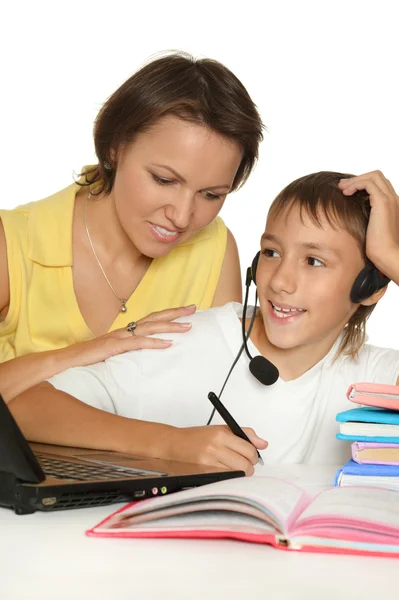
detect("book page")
[358,448,399,463]
[101,476,309,535]
[293,486,399,537]
[340,422,399,436]
[105,508,277,535]
[254,464,336,495]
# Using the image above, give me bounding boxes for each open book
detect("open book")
[87,475,399,557]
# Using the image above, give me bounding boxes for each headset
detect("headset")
[250,251,390,304]
[207,210,390,425]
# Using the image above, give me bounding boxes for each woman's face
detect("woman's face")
[111,115,243,258]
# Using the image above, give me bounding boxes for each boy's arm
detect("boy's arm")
[340,171,399,381]
[8,381,171,455]
[8,381,266,476]
[338,170,399,286]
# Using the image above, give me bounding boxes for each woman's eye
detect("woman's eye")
[308,257,324,267]
[262,248,280,258]
[152,174,173,185]
[203,191,221,200]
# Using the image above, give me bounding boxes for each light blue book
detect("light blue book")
[336,407,399,443]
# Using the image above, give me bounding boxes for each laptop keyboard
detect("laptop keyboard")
[36,453,164,481]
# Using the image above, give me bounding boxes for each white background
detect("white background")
[1,0,397,349]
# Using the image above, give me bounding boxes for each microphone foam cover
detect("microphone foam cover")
[249,355,279,386]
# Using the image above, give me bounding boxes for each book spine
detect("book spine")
[276,535,291,548]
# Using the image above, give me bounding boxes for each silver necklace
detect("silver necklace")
[84,192,127,313]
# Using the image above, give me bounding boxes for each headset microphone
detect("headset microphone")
[206,254,279,426]
[241,259,279,386]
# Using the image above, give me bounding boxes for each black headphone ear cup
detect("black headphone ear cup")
[350,264,390,303]
[251,252,260,285]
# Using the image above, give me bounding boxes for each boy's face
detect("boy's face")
[256,204,365,352]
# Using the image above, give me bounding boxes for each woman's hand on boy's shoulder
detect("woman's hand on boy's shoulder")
[338,170,399,282]
[62,305,197,369]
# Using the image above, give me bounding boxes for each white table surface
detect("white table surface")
[1,464,398,600]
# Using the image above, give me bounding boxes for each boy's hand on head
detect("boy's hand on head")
[338,170,399,282]
[162,425,268,476]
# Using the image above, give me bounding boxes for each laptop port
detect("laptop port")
[133,490,146,498]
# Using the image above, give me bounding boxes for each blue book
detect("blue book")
[336,407,399,443]
[336,407,399,424]
[335,459,399,490]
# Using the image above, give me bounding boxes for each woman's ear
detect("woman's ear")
[360,284,388,307]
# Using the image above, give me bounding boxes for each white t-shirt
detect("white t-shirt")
[48,303,399,466]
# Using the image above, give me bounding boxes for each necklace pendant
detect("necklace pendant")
[120,300,127,313]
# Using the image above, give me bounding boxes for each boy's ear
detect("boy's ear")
[360,284,388,307]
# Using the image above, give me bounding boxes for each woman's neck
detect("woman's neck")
[84,190,146,267]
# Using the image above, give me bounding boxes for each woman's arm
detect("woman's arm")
[211,228,242,306]
[8,381,267,475]
[1,211,196,398]
[0,305,196,403]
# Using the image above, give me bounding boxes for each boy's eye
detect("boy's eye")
[307,257,324,267]
[262,248,280,258]
[152,174,173,185]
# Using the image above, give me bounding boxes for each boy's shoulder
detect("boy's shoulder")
[175,302,242,326]
[333,342,399,386]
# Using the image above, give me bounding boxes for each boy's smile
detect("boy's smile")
[252,204,367,380]
[268,300,306,321]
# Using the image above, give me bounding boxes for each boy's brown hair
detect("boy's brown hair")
[267,171,376,359]
[80,51,264,195]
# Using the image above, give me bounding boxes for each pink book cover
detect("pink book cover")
[352,441,399,465]
[86,481,399,559]
[347,382,399,411]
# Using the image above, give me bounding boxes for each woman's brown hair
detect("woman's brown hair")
[81,51,264,194]
[267,171,377,359]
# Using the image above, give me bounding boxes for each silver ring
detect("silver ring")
[126,321,137,336]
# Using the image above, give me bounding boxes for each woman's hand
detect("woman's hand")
[338,171,399,284]
[160,424,268,476]
[65,304,197,367]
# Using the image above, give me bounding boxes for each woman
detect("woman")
[9,170,399,474]
[0,52,264,399]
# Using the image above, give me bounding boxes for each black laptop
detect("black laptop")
[0,394,244,515]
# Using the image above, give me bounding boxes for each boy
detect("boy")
[8,170,399,475]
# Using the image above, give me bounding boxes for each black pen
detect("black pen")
[207,391,264,466]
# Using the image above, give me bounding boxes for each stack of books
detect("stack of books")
[335,383,399,490]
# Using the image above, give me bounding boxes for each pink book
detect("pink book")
[352,441,399,466]
[87,476,399,557]
[347,382,399,411]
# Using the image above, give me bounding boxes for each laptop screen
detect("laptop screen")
[0,393,45,483]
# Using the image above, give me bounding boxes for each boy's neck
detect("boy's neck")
[247,316,341,382]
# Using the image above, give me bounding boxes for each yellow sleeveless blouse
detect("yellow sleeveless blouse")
[0,181,227,361]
